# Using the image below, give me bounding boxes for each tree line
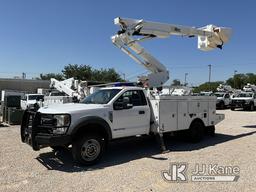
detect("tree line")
[39,64,256,92]
[39,64,124,82]
[171,73,256,93]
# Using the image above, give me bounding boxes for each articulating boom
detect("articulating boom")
[216,84,234,92]
[112,17,232,88]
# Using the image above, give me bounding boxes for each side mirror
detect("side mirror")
[113,102,123,110]
[123,97,133,109]
[113,97,133,110]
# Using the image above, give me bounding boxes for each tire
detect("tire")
[220,102,225,109]
[205,126,215,137]
[250,103,254,111]
[231,107,235,111]
[187,120,204,143]
[72,134,105,165]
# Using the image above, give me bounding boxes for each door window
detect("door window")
[115,90,147,106]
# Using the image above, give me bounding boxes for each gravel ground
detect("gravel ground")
[0,109,255,192]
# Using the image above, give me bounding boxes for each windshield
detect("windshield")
[237,93,253,98]
[81,89,121,104]
[214,93,224,97]
[28,95,44,100]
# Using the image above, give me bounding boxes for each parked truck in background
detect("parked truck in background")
[230,84,256,111]
[20,94,44,110]
[214,84,234,109]
[214,92,231,109]
[231,91,256,111]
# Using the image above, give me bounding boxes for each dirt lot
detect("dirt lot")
[0,110,255,192]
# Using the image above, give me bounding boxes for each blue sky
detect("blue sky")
[0,0,255,85]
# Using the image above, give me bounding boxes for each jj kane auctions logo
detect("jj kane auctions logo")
[162,163,240,182]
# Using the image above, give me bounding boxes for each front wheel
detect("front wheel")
[72,134,105,165]
[220,102,225,109]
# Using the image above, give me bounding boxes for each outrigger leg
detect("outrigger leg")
[156,132,169,153]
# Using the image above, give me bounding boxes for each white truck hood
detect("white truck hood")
[38,103,106,114]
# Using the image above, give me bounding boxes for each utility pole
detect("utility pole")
[22,72,26,79]
[233,70,237,88]
[208,64,211,91]
[184,73,188,86]
[122,73,126,81]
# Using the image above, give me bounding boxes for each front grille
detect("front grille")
[232,100,245,104]
[21,111,53,150]
[40,114,55,126]
[37,114,55,135]
[37,125,53,134]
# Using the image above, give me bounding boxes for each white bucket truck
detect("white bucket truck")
[21,17,231,165]
[231,84,256,111]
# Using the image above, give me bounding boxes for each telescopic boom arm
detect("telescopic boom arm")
[112,17,231,88]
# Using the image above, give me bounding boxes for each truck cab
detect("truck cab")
[231,91,256,111]
[214,92,231,109]
[21,87,151,164]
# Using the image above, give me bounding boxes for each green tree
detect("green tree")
[246,73,256,84]
[171,79,181,86]
[62,64,123,82]
[226,73,256,89]
[193,81,224,93]
[62,64,93,80]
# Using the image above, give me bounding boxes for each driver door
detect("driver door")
[112,90,150,138]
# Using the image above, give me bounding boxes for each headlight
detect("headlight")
[52,114,71,134]
[54,114,71,127]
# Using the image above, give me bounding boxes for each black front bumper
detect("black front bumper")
[21,110,71,150]
[231,100,248,109]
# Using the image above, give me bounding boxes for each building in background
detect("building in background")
[0,78,50,98]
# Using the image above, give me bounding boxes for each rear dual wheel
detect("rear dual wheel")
[187,120,204,143]
[205,126,215,137]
